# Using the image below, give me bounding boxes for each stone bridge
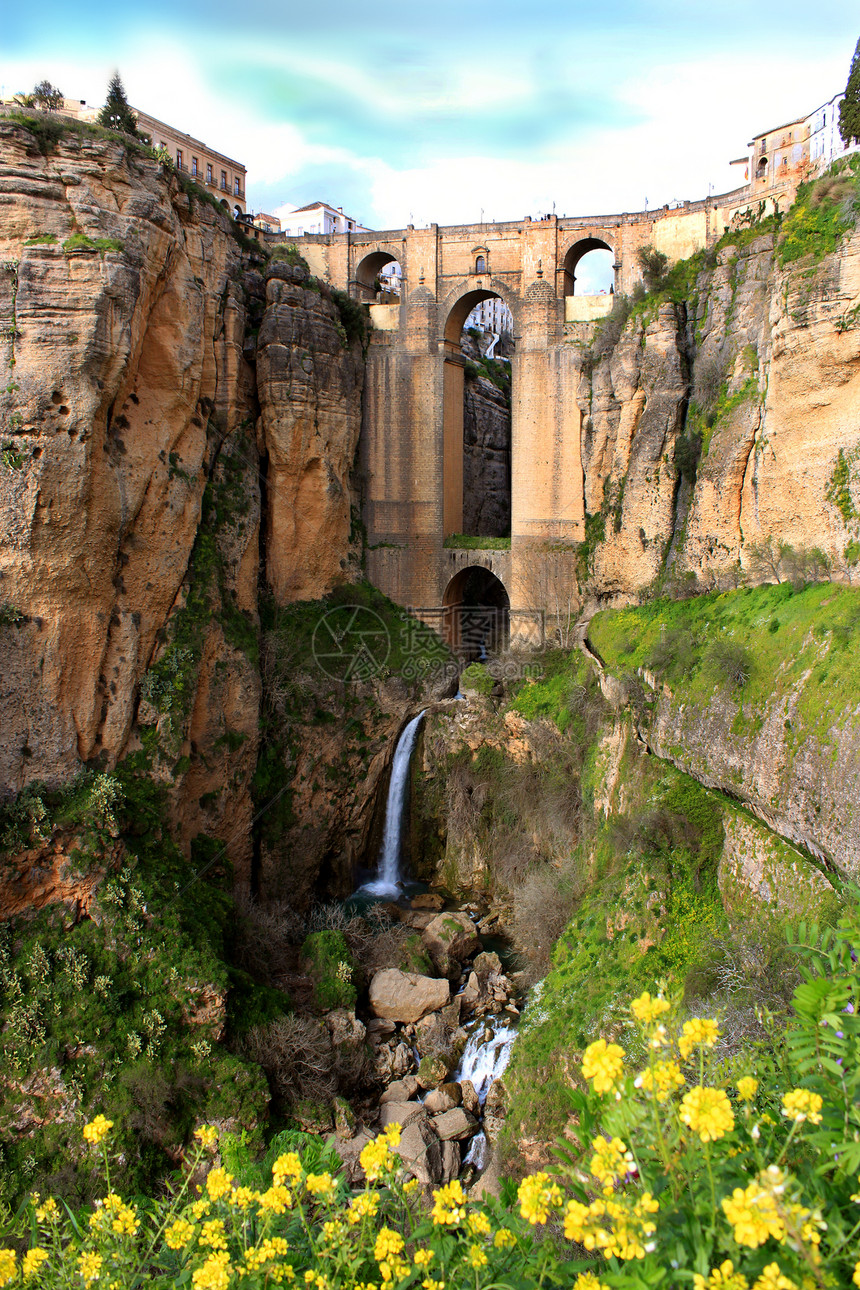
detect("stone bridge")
[299,187,751,646]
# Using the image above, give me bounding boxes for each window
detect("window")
[176,149,183,169]
[221,169,227,190]
[206,163,213,184]
[475,255,486,273]
[348,221,353,230]
[234,176,241,196]
[191,157,198,176]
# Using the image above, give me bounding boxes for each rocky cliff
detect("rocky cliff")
[463,369,511,538]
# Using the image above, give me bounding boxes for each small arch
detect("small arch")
[443,566,510,658]
[562,236,613,296]
[354,250,403,303]
[233,204,243,219]
[219,198,229,209]
[444,287,513,346]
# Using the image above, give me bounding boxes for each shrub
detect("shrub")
[300,930,357,1011]
[636,244,669,291]
[241,1014,337,1107]
[704,638,753,688]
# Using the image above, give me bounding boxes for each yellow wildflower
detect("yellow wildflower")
[563,1192,658,1261]
[573,1275,610,1290]
[692,1260,749,1289]
[737,1077,759,1102]
[468,1245,488,1269]
[259,1185,292,1214]
[305,1172,335,1198]
[639,1061,685,1103]
[589,1135,630,1186]
[23,1248,49,1280]
[360,1136,395,1183]
[110,1203,139,1237]
[35,1198,58,1223]
[205,1168,234,1201]
[0,1251,15,1287]
[679,1087,735,1142]
[273,1152,302,1185]
[781,1089,823,1125]
[374,1229,404,1262]
[422,1281,445,1290]
[468,1211,491,1236]
[751,1264,798,1290]
[853,1261,860,1288]
[165,1219,195,1250]
[189,1199,211,1219]
[431,1180,467,1226]
[83,1115,113,1146]
[518,1172,563,1225]
[630,992,671,1024]
[347,1193,379,1224]
[231,1186,256,1210]
[581,1039,625,1093]
[679,1018,720,1060]
[194,1126,218,1148]
[721,1182,784,1248]
[77,1252,102,1285]
[199,1219,227,1250]
[494,1229,516,1249]
[414,1250,434,1268]
[192,1251,231,1290]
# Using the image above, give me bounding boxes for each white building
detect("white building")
[806,94,860,175]
[465,297,513,335]
[278,200,367,237]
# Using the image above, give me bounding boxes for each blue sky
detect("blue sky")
[3,1,858,236]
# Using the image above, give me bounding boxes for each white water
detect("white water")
[455,1019,517,1105]
[356,710,426,898]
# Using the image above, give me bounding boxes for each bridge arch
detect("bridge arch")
[562,236,614,295]
[442,566,510,658]
[443,285,516,348]
[354,249,403,303]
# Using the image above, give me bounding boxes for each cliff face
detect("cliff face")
[0,122,370,890]
[463,372,511,538]
[577,221,860,596]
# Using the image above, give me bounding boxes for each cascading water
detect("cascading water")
[455,1019,517,1171]
[356,710,426,898]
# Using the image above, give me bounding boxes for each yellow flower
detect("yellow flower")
[305,1172,335,1198]
[721,1182,784,1248]
[494,1228,516,1249]
[360,1136,395,1183]
[679,1087,735,1142]
[23,1248,49,1280]
[853,1261,860,1288]
[205,1167,234,1201]
[692,1260,749,1289]
[581,1039,625,1094]
[34,1198,58,1223]
[679,1018,720,1060]
[467,1245,488,1269]
[273,1152,302,1184]
[347,1193,380,1224]
[639,1061,685,1103]
[231,1186,256,1210]
[431,1180,467,1227]
[374,1228,405,1262]
[165,1219,195,1250]
[83,1115,114,1146]
[189,1199,211,1219]
[630,992,671,1024]
[0,1251,15,1287]
[736,1077,758,1102]
[517,1172,562,1225]
[751,1264,798,1290]
[110,1203,139,1237]
[422,1281,445,1290]
[192,1251,231,1290]
[259,1185,292,1214]
[199,1219,227,1250]
[468,1211,491,1235]
[573,1275,610,1290]
[781,1089,823,1125]
[563,1192,658,1260]
[589,1135,630,1186]
[414,1250,434,1268]
[194,1126,218,1148]
[77,1252,103,1284]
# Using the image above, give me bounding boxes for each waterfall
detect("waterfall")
[454,1020,517,1105]
[357,710,426,898]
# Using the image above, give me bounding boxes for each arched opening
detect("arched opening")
[562,237,614,296]
[442,290,514,540]
[354,250,403,303]
[443,567,510,659]
[475,254,486,273]
[219,199,229,210]
[233,204,243,219]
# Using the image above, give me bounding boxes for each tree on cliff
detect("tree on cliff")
[839,37,860,146]
[14,81,63,110]
[97,73,140,137]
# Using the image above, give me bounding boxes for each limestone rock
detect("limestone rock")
[439,1139,461,1183]
[380,1076,419,1104]
[379,1101,426,1130]
[431,1107,479,1141]
[439,1081,463,1106]
[412,893,445,911]
[460,1080,480,1115]
[368,969,450,1023]
[417,1053,451,1089]
[395,1117,444,1185]
[422,912,480,979]
[423,1088,456,1114]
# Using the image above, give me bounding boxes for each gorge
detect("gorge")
[1,109,860,1283]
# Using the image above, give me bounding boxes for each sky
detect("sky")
[3,1,858,253]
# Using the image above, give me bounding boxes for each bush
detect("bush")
[240,1014,337,1107]
[300,930,357,1011]
[636,244,669,291]
[704,638,753,688]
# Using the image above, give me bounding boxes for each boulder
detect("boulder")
[439,1081,463,1106]
[380,1077,419,1104]
[369,969,450,1024]
[333,1096,355,1139]
[460,1079,480,1114]
[439,1139,461,1183]
[432,1107,479,1141]
[412,893,445,911]
[392,1042,414,1078]
[379,1101,426,1130]
[423,1088,455,1114]
[417,1053,451,1089]
[461,971,480,1010]
[326,1010,367,1048]
[395,1118,444,1185]
[473,951,503,980]
[422,912,480,980]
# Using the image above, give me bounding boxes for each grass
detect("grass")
[776,155,860,266]
[442,534,510,549]
[62,233,124,255]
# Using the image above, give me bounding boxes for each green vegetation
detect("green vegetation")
[464,352,512,397]
[839,36,860,147]
[442,533,510,549]
[62,233,124,255]
[300,931,357,1011]
[24,233,57,245]
[825,445,859,525]
[459,662,494,696]
[97,72,142,139]
[775,155,860,266]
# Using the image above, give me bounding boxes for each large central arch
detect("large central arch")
[442,286,515,538]
[562,236,614,295]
